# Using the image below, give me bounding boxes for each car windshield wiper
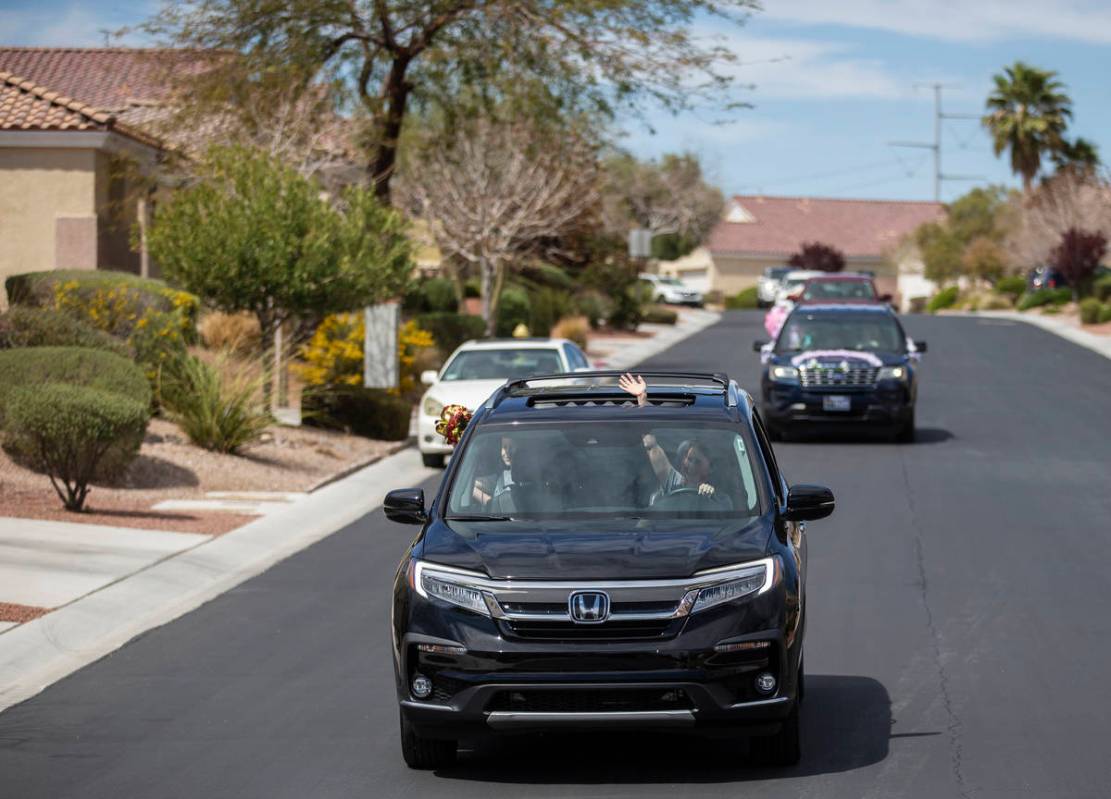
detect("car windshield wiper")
[445,514,513,521]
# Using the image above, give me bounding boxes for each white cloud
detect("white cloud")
[762,0,1111,44]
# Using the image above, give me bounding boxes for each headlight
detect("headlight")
[413,560,492,616]
[423,395,444,417]
[691,558,776,614]
[770,365,799,384]
[878,366,907,381]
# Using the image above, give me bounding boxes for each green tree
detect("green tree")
[916,222,965,286]
[983,62,1072,193]
[146,0,756,203]
[146,146,412,402]
[1051,137,1101,175]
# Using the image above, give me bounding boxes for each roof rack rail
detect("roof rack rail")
[486,371,732,409]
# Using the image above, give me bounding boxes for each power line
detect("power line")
[890,83,984,201]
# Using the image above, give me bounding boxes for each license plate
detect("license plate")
[822,395,851,412]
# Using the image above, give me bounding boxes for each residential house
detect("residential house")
[660,195,944,308]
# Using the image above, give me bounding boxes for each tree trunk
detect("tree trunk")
[370,57,413,205]
[480,256,496,335]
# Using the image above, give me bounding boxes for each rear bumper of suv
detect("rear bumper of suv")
[762,385,913,434]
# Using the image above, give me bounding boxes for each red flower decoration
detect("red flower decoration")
[434,404,473,445]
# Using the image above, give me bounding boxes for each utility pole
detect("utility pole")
[890,83,982,201]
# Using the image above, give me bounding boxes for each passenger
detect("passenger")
[472,435,516,506]
[618,373,729,506]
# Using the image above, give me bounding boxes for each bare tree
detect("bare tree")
[400,118,599,333]
[1005,169,1111,269]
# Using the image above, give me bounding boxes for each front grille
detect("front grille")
[799,366,878,388]
[498,600,679,616]
[431,674,470,703]
[486,688,693,713]
[503,618,677,641]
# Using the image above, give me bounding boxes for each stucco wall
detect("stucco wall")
[95,151,142,275]
[0,147,98,307]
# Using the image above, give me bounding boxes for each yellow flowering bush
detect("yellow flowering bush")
[297,314,434,396]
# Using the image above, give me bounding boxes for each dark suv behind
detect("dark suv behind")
[384,372,835,769]
[756,304,926,442]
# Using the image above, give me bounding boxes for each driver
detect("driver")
[618,373,729,506]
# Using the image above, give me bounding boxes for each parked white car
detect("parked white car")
[417,338,591,467]
[638,273,704,306]
[756,266,791,308]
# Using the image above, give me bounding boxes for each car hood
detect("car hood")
[418,516,773,580]
[769,349,908,368]
[422,379,507,414]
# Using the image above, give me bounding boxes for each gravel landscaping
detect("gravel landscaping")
[0,418,406,534]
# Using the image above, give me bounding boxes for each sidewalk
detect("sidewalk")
[947,310,1111,361]
[0,447,438,712]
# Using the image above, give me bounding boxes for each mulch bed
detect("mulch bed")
[0,602,50,624]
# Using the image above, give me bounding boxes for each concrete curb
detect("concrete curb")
[945,310,1111,361]
[0,447,436,713]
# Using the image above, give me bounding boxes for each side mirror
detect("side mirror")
[784,484,835,522]
[753,340,769,352]
[420,370,439,386]
[384,488,427,525]
[914,340,928,353]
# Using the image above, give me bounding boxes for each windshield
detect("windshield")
[801,280,876,301]
[766,268,790,280]
[446,421,767,520]
[441,349,564,381]
[777,313,906,353]
[660,277,683,286]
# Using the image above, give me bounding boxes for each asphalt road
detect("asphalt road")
[3,311,1111,799]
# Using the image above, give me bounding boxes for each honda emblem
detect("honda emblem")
[569,591,610,623]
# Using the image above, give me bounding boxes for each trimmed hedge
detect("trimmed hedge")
[993,275,1027,300]
[642,305,679,325]
[574,290,611,330]
[6,269,199,340]
[0,306,130,356]
[415,312,487,353]
[5,383,148,511]
[1099,304,1111,324]
[403,277,459,314]
[926,286,959,313]
[0,347,151,427]
[725,286,759,310]
[1079,297,1103,325]
[1094,274,1111,303]
[496,287,531,337]
[1016,287,1072,311]
[302,387,411,441]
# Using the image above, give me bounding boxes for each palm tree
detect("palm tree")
[982,62,1073,192]
[1051,137,1101,174]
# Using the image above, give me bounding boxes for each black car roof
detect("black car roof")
[479,371,755,425]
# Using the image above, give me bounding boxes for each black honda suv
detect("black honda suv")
[755,303,926,442]
[384,372,835,769]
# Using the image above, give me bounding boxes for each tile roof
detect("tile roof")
[708,195,944,258]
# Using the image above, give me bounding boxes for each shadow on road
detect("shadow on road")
[782,427,953,446]
[436,675,895,784]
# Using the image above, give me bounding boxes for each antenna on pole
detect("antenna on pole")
[890,83,983,201]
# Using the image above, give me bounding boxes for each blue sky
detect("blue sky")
[3,0,1108,204]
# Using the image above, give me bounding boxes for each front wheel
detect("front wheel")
[400,710,457,770]
[749,701,801,767]
[421,452,446,468]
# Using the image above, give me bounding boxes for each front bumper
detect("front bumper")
[417,412,454,455]
[762,384,913,433]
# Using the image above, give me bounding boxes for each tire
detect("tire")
[421,452,446,468]
[749,700,801,767]
[896,411,916,444]
[399,710,457,770]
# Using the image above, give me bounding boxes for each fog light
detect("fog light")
[411,674,433,699]
[755,672,777,694]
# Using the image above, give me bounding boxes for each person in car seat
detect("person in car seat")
[618,373,729,507]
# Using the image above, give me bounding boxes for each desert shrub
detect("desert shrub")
[130,310,189,400]
[302,387,411,441]
[463,278,481,298]
[1093,274,1111,302]
[551,316,590,349]
[725,286,759,310]
[642,305,679,324]
[977,294,1014,311]
[1079,297,1103,325]
[522,263,574,290]
[607,279,651,331]
[5,383,148,511]
[496,287,532,337]
[993,275,1027,300]
[1042,305,1061,315]
[926,286,959,313]
[703,289,724,305]
[162,355,270,454]
[297,314,433,397]
[1099,304,1111,324]
[1017,287,1072,311]
[198,311,261,354]
[574,291,611,330]
[0,306,129,356]
[7,269,198,341]
[528,288,574,337]
[415,312,486,353]
[0,347,150,428]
